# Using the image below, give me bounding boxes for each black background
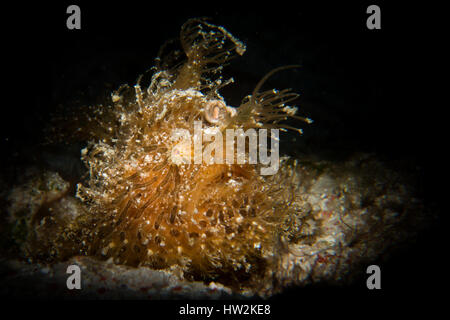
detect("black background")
[0,0,444,316]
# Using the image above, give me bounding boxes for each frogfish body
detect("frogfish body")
[71,18,310,288]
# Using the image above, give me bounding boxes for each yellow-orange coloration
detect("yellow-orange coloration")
[72,18,310,286]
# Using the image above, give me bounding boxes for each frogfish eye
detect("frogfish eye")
[204,99,228,124]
